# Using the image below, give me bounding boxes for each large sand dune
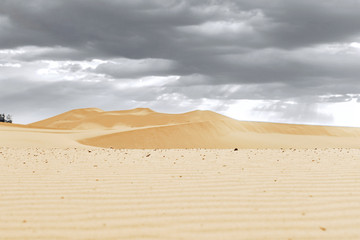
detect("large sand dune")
[22,108,360,148]
[28,108,228,130]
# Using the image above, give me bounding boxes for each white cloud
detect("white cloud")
[350,42,360,49]
[35,59,108,82]
[0,46,78,61]
[0,48,26,56]
[182,20,254,36]
[116,75,180,88]
[0,63,21,68]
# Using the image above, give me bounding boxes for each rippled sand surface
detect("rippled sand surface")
[1,147,360,240]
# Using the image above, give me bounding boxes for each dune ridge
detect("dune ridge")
[28,108,229,130]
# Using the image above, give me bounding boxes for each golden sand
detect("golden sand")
[1,148,360,239]
[1,108,360,239]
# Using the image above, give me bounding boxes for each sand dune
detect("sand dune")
[79,120,360,149]
[28,108,227,130]
[21,107,360,149]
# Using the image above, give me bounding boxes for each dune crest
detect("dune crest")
[27,108,230,130]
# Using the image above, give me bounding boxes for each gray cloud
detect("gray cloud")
[0,0,360,125]
[94,58,176,79]
[2,0,359,54]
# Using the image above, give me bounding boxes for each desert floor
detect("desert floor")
[1,147,360,240]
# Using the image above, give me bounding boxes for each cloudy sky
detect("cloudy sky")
[1,0,360,126]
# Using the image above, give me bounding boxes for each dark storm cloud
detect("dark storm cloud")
[2,0,360,54]
[0,0,360,124]
[0,0,205,58]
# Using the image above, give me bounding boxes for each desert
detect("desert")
[2,1,360,239]
[1,108,360,239]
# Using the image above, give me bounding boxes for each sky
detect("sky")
[1,0,360,126]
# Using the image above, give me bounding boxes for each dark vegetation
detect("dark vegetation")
[0,114,12,123]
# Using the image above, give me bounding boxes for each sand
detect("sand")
[1,108,360,239]
[1,147,360,239]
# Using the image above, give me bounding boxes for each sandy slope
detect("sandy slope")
[1,147,360,239]
[80,121,360,149]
